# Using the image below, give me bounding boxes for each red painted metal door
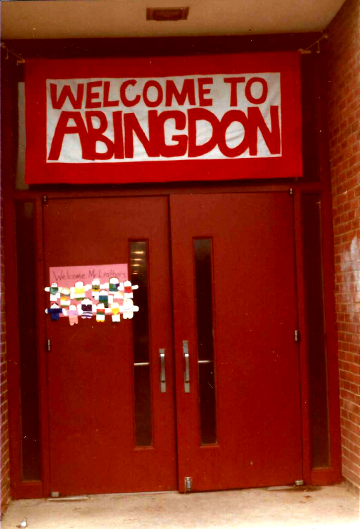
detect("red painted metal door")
[170,193,303,492]
[43,197,177,495]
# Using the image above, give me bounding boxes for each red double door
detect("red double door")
[43,193,302,496]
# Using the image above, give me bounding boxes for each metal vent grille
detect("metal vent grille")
[146,7,189,21]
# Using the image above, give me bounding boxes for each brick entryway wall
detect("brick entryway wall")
[0,60,11,518]
[326,0,360,492]
[0,205,10,517]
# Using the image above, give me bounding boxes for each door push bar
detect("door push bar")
[183,340,190,393]
[159,348,166,393]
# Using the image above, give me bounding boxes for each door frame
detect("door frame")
[4,181,342,499]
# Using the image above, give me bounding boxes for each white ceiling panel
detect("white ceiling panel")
[1,0,346,40]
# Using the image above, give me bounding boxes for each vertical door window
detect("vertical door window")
[193,239,217,444]
[130,241,152,447]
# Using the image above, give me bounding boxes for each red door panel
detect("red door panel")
[170,193,302,492]
[43,197,177,495]
[44,192,302,495]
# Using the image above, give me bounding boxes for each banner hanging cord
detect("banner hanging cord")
[299,33,328,55]
[1,42,25,64]
[2,38,327,61]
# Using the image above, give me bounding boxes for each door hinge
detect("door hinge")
[184,476,192,493]
[294,330,300,342]
[288,188,294,195]
[46,339,51,352]
[43,195,48,204]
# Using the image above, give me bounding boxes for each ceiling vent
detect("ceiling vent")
[146,7,189,21]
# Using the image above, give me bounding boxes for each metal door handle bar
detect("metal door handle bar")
[159,349,166,393]
[183,340,190,393]
[134,362,150,366]
[198,360,213,364]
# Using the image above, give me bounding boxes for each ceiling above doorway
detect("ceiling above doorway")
[1,0,346,40]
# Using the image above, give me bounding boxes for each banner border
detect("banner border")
[25,52,303,184]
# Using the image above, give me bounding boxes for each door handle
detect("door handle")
[159,348,166,393]
[183,340,190,393]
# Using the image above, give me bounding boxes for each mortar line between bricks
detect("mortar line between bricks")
[341,416,360,428]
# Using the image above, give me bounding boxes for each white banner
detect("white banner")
[46,73,282,163]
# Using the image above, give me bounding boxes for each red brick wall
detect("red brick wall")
[326,0,360,490]
[0,202,10,516]
[1,48,12,517]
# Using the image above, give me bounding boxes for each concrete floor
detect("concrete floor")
[2,483,359,529]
